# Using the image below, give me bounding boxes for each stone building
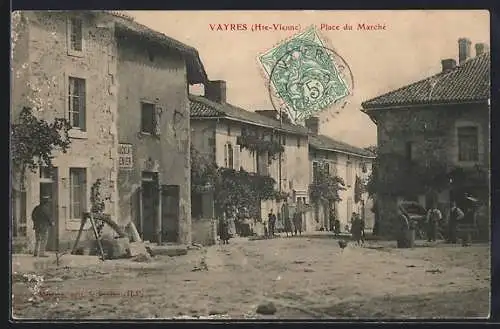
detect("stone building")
[11,11,120,251]
[306,117,375,232]
[189,81,310,242]
[114,15,207,245]
[361,38,490,237]
[11,11,206,251]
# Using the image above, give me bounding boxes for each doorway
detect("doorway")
[141,172,159,243]
[162,185,180,243]
[39,167,58,251]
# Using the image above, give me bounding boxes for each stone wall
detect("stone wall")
[11,11,119,251]
[116,34,192,244]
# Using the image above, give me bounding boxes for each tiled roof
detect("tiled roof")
[189,95,309,135]
[362,52,490,109]
[110,13,208,85]
[309,134,375,158]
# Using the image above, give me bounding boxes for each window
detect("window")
[324,162,330,176]
[405,141,414,162]
[141,102,156,134]
[68,77,86,130]
[68,17,83,53]
[458,126,479,162]
[281,134,286,145]
[69,168,87,220]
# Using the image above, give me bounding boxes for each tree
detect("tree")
[11,107,72,189]
[309,163,346,206]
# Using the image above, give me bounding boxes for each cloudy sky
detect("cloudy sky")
[126,10,489,147]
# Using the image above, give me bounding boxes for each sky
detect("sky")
[125,10,489,148]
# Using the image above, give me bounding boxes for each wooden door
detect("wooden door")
[162,185,179,243]
[39,167,59,251]
[141,180,158,242]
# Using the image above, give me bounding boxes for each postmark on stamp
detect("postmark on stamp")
[259,25,353,124]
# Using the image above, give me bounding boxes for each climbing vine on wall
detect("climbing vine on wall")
[236,134,284,159]
[90,179,106,237]
[191,145,282,218]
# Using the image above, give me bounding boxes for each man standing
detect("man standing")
[282,200,293,237]
[448,201,464,244]
[268,209,277,238]
[426,203,442,242]
[32,196,54,257]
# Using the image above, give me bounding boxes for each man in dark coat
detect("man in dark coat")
[448,201,464,244]
[32,197,54,257]
[397,206,410,248]
[282,201,293,237]
[268,209,277,238]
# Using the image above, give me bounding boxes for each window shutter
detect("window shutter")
[154,105,162,136]
[224,143,228,168]
[281,152,287,186]
[234,145,240,170]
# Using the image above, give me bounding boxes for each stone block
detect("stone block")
[148,244,188,257]
[108,237,130,259]
[127,241,148,257]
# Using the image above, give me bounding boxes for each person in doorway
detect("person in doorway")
[268,209,277,238]
[448,201,464,244]
[32,196,54,257]
[426,203,442,242]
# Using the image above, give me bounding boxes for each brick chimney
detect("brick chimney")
[475,42,489,56]
[205,80,226,103]
[441,58,456,73]
[458,38,472,64]
[255,110,279,121]
[305,117,319,135]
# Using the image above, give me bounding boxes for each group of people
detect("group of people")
[398,200,467,246]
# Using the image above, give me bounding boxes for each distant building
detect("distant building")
[361,38,490,236]
[190,81,311,240]
[306,117,375,232]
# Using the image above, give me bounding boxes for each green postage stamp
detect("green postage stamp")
[259,26,352,123]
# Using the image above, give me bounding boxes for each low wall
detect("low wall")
[192,218,217,246]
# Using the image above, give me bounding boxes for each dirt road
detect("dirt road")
[12,236,490,319]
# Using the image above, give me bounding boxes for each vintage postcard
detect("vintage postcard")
[10,10,490,320]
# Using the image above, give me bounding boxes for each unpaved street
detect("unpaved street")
[12,236,490,319]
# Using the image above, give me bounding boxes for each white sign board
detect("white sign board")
[118,143,133,169]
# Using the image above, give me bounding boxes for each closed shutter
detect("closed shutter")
[154,105,162,136]
[234,145,240,170]
[224,143,228,168]
[281,152,287,190]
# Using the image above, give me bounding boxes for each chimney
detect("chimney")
[204,80,226,103]
[305,117,319,135]
[458,38,472,64]
[475,42,489,56]
[255,110,279,121]
[441,58,456,73]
